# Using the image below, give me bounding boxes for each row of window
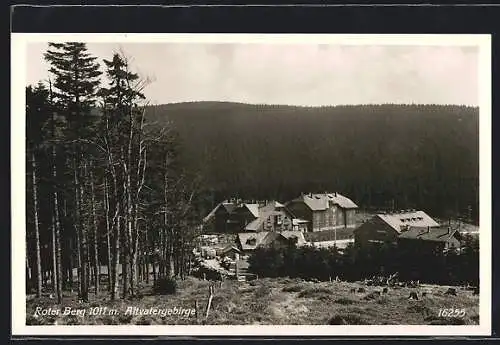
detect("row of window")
[400,216,424,223]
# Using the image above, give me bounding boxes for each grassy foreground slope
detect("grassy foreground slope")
[26,277,479,325]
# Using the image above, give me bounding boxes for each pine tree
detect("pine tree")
[44,42,102,302]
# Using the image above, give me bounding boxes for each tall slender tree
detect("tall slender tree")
[98,52,147,297]
[44,42,102,302]
[26,84,51,297]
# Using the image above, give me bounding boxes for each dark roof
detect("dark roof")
[202,201,237,223]
[398,226,461,243]
[205,200,286,224]
[217,245,241,255]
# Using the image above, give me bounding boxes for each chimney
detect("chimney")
[427,226,430,234]
[334,192,337,197]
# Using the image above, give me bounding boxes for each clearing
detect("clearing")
[26,277,479,325]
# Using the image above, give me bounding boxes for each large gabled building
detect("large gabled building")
[285,192,358,232]
[353,210,440,246]
[204,199,303,233]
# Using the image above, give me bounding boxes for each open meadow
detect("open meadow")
[26,277,479,326]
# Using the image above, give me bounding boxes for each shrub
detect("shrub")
[153,277,178,295]
[117,314,133,324]
[255,285,272,298]
[136,316,153,325]
[363,291,381,300]
[63,315,81,325]
[376,296,389,304]
[298,287,331,298]
[334,297,357,305]
[407,304,431,315]
[247,237,479,287]
[282,284,303,293]
[26,315,45,325]
[328,313,369,325]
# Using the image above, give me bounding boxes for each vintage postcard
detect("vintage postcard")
[11,33,491,336]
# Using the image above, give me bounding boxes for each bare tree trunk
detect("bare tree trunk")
[111,176,121,301]
[64,199,74,292]
[163,152,173,278]
[89,161,100,294]
[159,230,166,278]
[144,230,149,284]
[130,217,140,293]
[75,158,89,302]
[26,242,31,290]
[104,176,112,292]
[111,217,120,301]
[106,131,121,301]
[118,147,130,299]
[152,252,157,283]
[131,107,147,292]
[51,215,58,296]
[68,237,74,292]
[52,145,63,303]
[168,238,176,279]
[31,150,43,298]
[125,108,136,296]
[73,161,83,299]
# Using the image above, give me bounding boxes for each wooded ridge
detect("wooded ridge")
[146,102,479,223]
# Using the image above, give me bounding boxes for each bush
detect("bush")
[255,285,272,298]
[136,316,153,325]
[153,277,178,295]
[247,239,479,287]
[298,287,331,298]
[407,304,431,315]
[328,313,369,325]
[282,284,303,293]
[334,297,357,305]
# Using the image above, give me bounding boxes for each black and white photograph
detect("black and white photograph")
[11,34,491,336]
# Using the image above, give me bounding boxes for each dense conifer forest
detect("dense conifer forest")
[147,102,479,223]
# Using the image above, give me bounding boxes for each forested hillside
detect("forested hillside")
[147,102,479,223]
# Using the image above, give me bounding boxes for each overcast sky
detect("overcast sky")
[26,43,479,106]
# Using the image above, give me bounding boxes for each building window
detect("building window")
[246,238,256,245]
